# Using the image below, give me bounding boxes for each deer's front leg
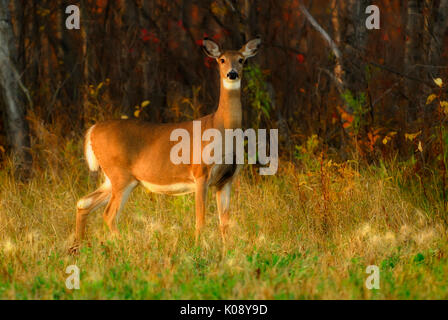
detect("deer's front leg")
[216,181,232,243]
[194,176,207,243]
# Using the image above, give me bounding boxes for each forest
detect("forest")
[0,0,447,300]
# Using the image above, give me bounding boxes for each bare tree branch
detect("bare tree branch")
[299,3,342,59]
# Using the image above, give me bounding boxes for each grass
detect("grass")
[0,139,447,299]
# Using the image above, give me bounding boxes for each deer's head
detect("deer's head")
[202,37,261,90]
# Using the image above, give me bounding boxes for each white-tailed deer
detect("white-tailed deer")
[69,37,261,253]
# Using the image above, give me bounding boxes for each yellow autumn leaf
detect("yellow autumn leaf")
[417,141,423,153]
[134,110,141,118]
[426,94,437,105]
[405,131,421,141]
[382,137,389,145]
[434,78,443,87]
[442,101,448,114]
[121,115,128,119]
[141,100,150,108]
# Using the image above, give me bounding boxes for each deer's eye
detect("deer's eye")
[239,58,244,64]
[220,58,225,63]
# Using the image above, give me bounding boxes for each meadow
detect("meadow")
[0,135,447,300]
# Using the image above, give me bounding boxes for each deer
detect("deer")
[69,37,261,254]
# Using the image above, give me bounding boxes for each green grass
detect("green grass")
[0,143,447,299]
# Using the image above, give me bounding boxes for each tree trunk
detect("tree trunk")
[404,0,424,122]
[428,0,448,75]
[244,0,258,41]
[81,0,90,123]
[0,0,32,178]
[330,0,344,89]
[61,0,83,105]
[344,0,369,93]
[121,0,139,117]
[349,0,369,47]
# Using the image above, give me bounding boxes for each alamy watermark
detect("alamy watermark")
[65,5,80,30]
[169,121,278,175]
[365,265,380,290]
[365,5,380,30]
[65,265,80,290]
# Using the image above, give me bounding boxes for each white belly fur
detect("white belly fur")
[140,181,195,195]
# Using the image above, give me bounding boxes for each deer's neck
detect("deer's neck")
[215,79,242,130]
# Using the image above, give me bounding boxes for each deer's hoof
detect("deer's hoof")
[68,242,80,255]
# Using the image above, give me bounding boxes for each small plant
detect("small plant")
[294,134,320,169]
[340,90,369,136]
[425,78,448,211]
[122,100,150,119]
[133,100,150,118]
[181,86,202,119]
[83,78,114,123]
[244,63,272,128]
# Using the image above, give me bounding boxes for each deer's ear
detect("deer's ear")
[202,38,222,58]
[240,37,261,58]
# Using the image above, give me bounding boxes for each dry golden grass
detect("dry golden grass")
[0,137,447,299]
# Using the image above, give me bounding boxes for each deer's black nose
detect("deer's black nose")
[227,70,239,80]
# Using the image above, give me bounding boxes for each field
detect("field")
[0,137,447,300]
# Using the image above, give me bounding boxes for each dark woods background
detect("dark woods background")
[0,0,447,181]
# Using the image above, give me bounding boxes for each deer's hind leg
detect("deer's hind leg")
[102,179,138,235]
[70,179,112,254]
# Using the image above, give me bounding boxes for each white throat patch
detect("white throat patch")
[223,79,241,90]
